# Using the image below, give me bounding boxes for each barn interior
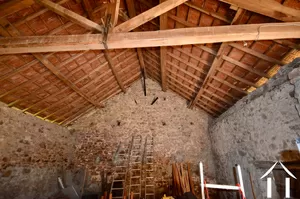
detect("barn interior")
[0,0,300,198]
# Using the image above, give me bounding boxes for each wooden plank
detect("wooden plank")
[220,0,300,22]
[114,0,188,32]
[104,50,126,92]
[167,52,207,75]
[200,94,227,109]
[188,43,228,108]
[36,0,103,32]
[0,0,35,19]
[107,0,121,28]
[273,39,300,50]
[211,76,248,94]
[167,61,204,80]
[198,98,222,113]
[196,102,217,116]
[222,55,270,78]
[229,43,287,66]
[168,13,197,27]
[1,22,300,54]
[206,82,239,100]
[167,68,199,87]
[173,47,212,66]
[34,54,104,107]
[216,67,258,88]
[160,0,168,91]
[184,1,231,24]
[203,88,234,106]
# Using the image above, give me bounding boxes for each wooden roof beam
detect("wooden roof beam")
[1,22,300,54]
[114,0,188,32]
[35,0,103,32]
[220,0,300,22]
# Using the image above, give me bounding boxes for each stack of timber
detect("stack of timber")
[172,163,195,196]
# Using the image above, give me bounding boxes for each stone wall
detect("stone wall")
[0,102,74,199]
[70,79,216,196]
[209,58,300,198]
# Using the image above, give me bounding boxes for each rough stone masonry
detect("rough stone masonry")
[70,79,217,196]
[209,58,300,199]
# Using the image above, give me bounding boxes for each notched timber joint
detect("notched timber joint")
[103,14,111,49]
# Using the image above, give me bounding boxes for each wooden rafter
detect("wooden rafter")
[188,9,245,109]
[1,22,300,54]
[0,18,104,109]
[188,43,229,108]
[105,0,126,93]
[220,0,300,22]
[114,0,188,32]
[35,0,103,32]
[160,0,168,91]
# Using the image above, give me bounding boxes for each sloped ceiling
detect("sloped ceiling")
[0,0,299,125]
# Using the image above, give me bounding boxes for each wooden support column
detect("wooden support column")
[0,18,103,108]
[188,9,245,109]
[160,0,168,91]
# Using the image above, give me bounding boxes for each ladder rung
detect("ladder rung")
[131,169,141,171]
[146,170,154,172]
[116,172,126,174]
[112,188,124,190]
[131,184,141,186]
[113,180,125,182]
[146,185,155,187]
[146,177,154,178]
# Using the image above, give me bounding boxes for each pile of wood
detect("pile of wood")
[172,163,195,196]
